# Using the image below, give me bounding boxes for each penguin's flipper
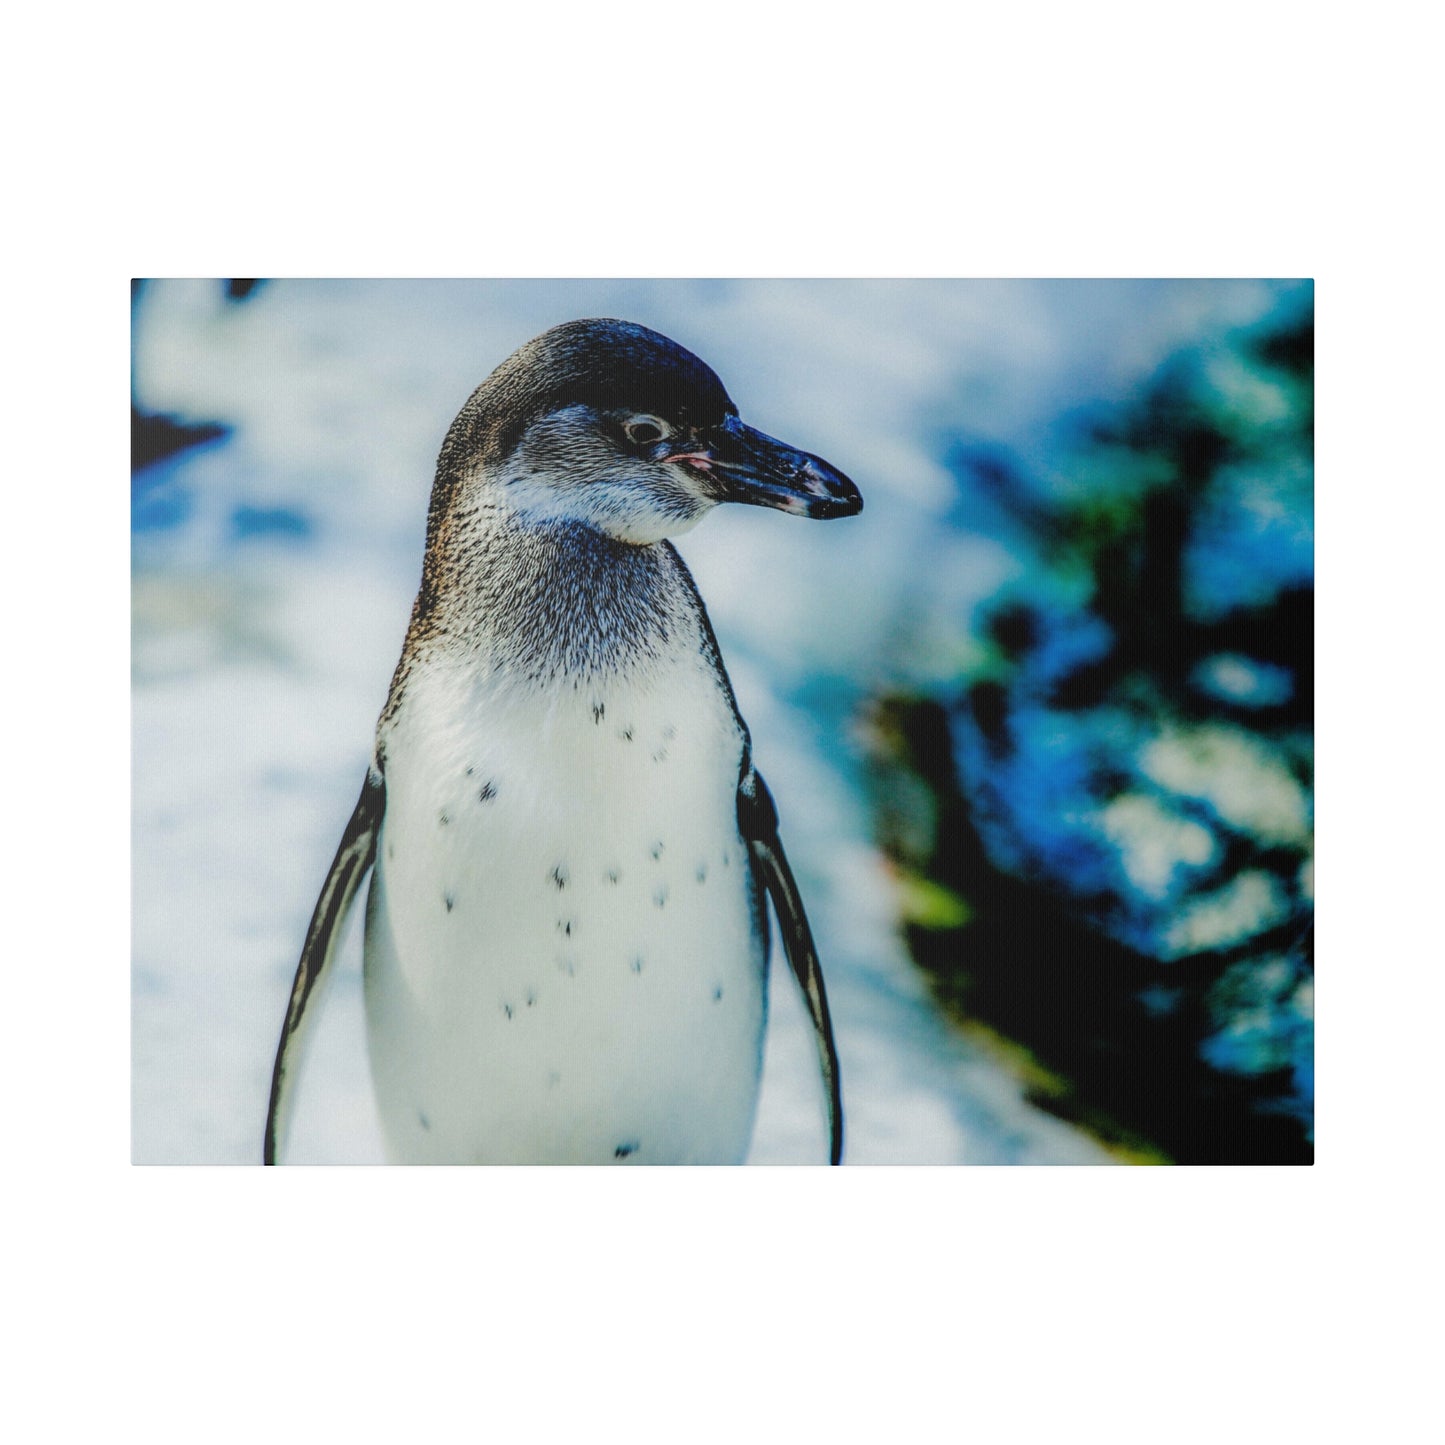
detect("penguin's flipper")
[738,765,844,1165]
[264,771,385,1165]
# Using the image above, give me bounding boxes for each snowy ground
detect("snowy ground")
[131,278,1298,1164]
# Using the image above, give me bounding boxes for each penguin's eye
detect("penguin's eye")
[624,417,668,446]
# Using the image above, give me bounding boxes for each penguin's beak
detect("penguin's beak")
[663,417,863,520]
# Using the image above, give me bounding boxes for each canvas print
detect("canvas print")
[131,279,1314,1165]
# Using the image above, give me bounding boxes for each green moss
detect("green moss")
[895,872,973,931]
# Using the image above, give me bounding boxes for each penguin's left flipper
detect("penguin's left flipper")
[738,765,844,1165]
[263,771,385,1165]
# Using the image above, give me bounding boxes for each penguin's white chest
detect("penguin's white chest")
[363,652,767,1163]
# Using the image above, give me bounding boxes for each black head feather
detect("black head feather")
[436,319,737,481]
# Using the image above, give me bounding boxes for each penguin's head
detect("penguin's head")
[436,319,862,546]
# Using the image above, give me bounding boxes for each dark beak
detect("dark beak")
[663,416,862,520]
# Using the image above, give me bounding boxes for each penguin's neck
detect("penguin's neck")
[414,504,697,687]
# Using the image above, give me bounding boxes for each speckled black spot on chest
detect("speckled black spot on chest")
[614,1141,639,1159]
[478,780,497,802]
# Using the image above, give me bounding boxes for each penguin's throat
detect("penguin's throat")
[426,519,694,683]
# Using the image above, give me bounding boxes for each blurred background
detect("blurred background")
[131,278,1313,1165]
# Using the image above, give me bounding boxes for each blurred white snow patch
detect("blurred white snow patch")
[687,496,1018,690]
[1202,346,1297,430]
[1098,794,1218,900]
[132,552,404,1164]
[1192,653,1294,708]
[1141,724,1311,846]
[1162,871,1291,959]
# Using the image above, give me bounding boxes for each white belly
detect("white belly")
[362,652,767,1164]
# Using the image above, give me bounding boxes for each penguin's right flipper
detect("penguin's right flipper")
[263,771,385,1164]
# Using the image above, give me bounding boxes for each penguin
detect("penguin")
[264,318,861,1165]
